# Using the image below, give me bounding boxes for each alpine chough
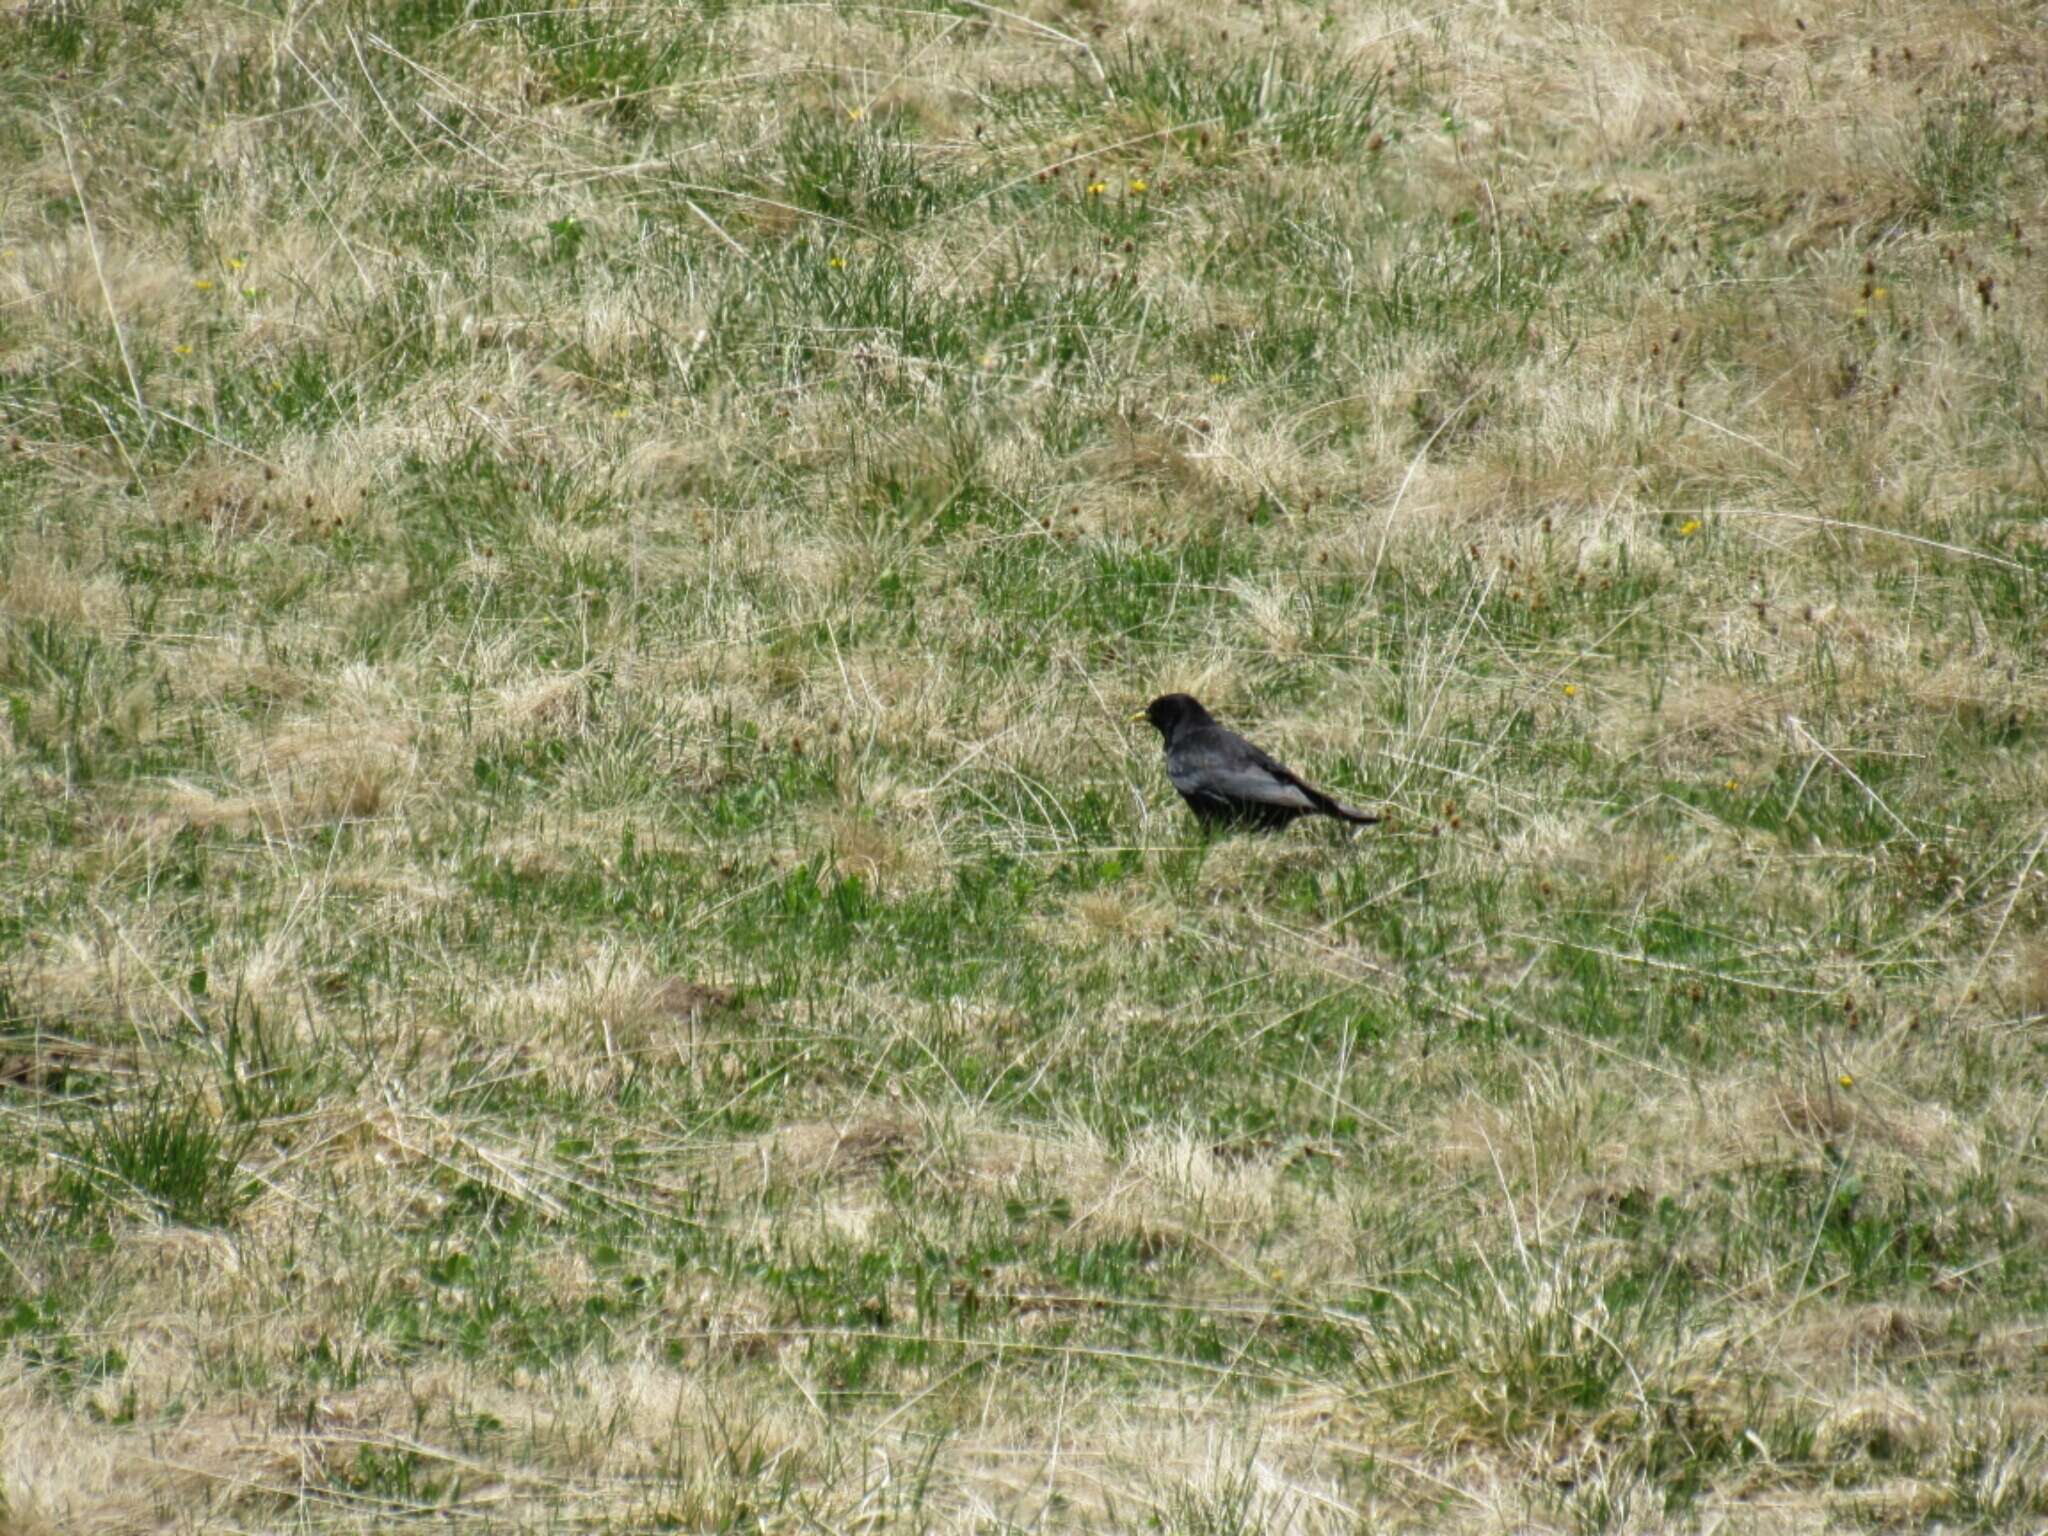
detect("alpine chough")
[1133,694,1380,831]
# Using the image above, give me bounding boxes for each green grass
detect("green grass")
[2,0,2047,1530]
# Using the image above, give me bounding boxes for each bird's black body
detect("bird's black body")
[1135,694,1380,831]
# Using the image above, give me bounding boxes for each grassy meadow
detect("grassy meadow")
[2,0,2046,1529]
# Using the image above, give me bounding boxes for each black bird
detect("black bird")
[1132,693,1381,831]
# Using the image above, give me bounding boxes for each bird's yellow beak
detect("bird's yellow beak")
[1128,708,1148,723]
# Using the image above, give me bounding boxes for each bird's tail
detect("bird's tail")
[1318,794,1382,826]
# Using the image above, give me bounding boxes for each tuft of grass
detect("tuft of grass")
[1102,41,1385,163]
[55,1082,257,1229]
[1913,92,2017,219]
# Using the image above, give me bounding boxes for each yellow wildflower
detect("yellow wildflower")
[1086,180,1107,197]
[1679,518,1701,537]
[1562,683,1577,698]
[1128,178,1148,193]
[194,278,214,291]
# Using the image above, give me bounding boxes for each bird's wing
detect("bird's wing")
[1181,761,1322,810]
[1169,734,1322,810]
[1228,739,1376,821]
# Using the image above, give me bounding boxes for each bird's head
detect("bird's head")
[1131,693,1212,740]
